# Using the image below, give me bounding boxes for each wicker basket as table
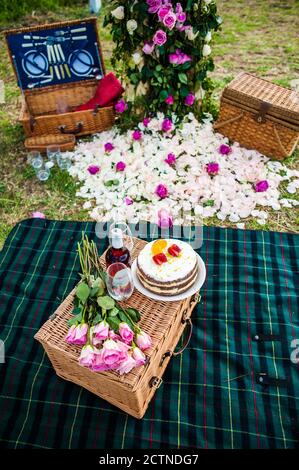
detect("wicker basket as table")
[35,238,200,419]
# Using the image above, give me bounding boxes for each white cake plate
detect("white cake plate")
[131,253,206,302]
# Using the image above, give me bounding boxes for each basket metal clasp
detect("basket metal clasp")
[149,376,163,389]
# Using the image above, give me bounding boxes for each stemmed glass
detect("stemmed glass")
[108,221,134,252]
[106,263,134,301]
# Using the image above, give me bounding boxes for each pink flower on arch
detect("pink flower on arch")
[115,99,128,114]
[169,48,192,65]
[163,11,177,30]
[143,41,155,55]
[153,29,167,46]
[124,196,134,206]
[143,117,151,127]
[158,209,173,228]
[158,5,171,20]
[165,95,174,105]
[146,0,162,14]
[185,93,195,106]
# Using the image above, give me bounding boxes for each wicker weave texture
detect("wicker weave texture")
[34,238,200,418]
[215,73,299,160]
[24,134,76,153]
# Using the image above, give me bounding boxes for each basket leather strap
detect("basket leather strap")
[273,124,289,157]
[172,318,193,356]
[214,112,244,130]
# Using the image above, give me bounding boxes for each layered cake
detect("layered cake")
[136,239,198,295]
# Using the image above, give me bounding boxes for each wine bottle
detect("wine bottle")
[105,228,131,268]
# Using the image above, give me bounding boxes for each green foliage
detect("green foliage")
[0,0,85,23]
[104,1,221,121]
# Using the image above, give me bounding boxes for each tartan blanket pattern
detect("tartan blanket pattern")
[0,219,298,449]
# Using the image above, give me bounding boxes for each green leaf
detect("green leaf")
[159,90,168,101]
[92,313,102,325]
[178,73,188,85]
[109,307,120,317]
[119,311,135,331]
[126,308,141,323]
[107,316,121,332]
[97,296,115,310]
[76,283,90,303]
[68,312,82,327]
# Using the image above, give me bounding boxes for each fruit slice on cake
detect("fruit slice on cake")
[137,239,198,295]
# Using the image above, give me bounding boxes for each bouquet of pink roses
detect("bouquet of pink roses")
[65,234,151,375]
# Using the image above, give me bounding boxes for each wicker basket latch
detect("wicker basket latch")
[149,376,163,389]
[255,101,272,124]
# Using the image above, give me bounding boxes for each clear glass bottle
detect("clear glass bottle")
[105,228,131,268]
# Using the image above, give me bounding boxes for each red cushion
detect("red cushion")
[75,73,124,112]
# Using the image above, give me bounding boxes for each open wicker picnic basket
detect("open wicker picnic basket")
[35,238,200,419]
[5,18,115,143]
[214,73,299,160]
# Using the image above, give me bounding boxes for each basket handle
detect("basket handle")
[214,112,244,130]
[58,122,83,135]
[159,318,193,366]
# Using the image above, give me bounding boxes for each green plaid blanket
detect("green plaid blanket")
[0,219,298,449]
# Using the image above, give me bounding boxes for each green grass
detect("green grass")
[0,0,298,247]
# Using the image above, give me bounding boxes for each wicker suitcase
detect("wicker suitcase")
[34,238,201,419]
[214,73,299,160]
[5,18,115,139]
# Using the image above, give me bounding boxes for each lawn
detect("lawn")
[0,0,298,247]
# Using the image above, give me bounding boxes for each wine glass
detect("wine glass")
[106,263,134,301]
[108,221,134,252]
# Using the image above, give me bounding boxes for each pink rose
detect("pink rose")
[132,130,142,140]
[206,162,220,176]
[136,331,152,351]
[185,93,195,106]
[66,323,88,345]
[32,211,46,219]
[162,118,173,132]
[119,322,134,344]
[132,347,146,366]
[109,330,122,341]
[147,0,162,14]
[88,165,100,175]
[116,355,136,375]
[93,320,109,341]
[143,41,155,55]
[153,29,167,46]
[143,117,151,127]
[255,180,269,192]
[169,48,192,65]
[158,6,171,20]
[163,11,177,30]
[158,209,173,229]
[177,11,186,22]
[115,99,128,114]
[92,339,127,371]
[165,95,174,105]
[104,142,114,153]
[155,184,168,199]
[79,345,96,368]
[116,161,126,172]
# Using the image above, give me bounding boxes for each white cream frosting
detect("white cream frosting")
[137,239,197,282]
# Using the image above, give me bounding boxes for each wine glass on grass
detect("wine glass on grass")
[106,262,134,301]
